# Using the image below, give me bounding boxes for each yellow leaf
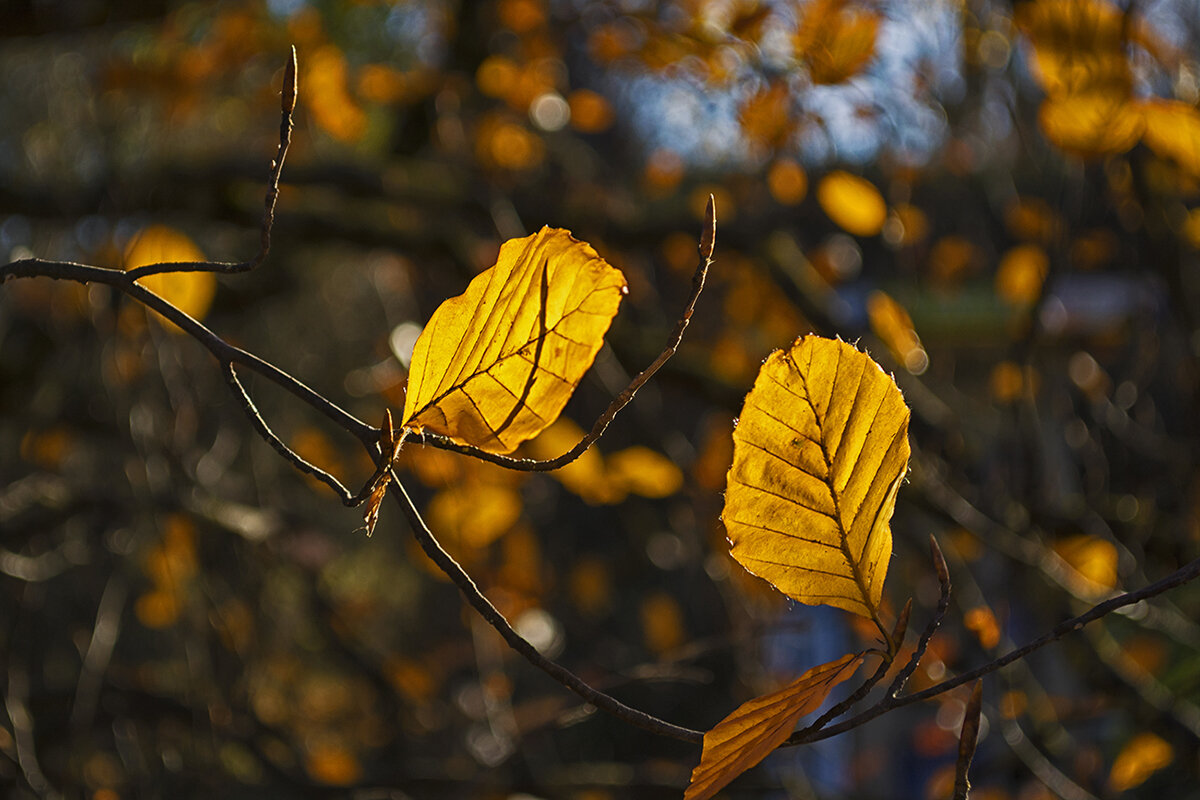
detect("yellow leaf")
[684,653,864,800]
[817,171,887,237]
[723,336,910,618]
[402,228,627,453]
[767,158,808,205]
[1109,732,1173,791]
[1054,534,1119,596]
[607,446,684,498]
[1016,0,1131,96]
[794,0,879,85]
[525,417,625,504]
[866,291,928,375]
[641,591,687,656]
[996,244,1050,306]
[1038,91,1143,157]
[1139,99,1200,179]
[123,225,216,332]
[738,82,794,152]
[427,484,523,549]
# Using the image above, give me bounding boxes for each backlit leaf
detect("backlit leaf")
[402,228,627,453]
[1139,99,1200,179]
[817,172,887,237]
[684,653,864,800]
[723,336,910,618]
[123,225,216,332]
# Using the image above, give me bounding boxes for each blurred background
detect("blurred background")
[3,0,1200,797]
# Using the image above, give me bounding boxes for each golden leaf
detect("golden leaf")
[817,171,887,237]
[1016,0,1131,96]
[402,228,627,453]
[795,0,879,85]
[723,336,910,618]
[1109,732,1173,791]
[1139,99,1200,179]
[866,291,928,375]
[1038,91,1143,157]
[996,244,1050,306]
[738,81,794,153]
[684,653,864,800]
[607,446,684,498]
[1054,534,1119,597]
[123,225,216,332]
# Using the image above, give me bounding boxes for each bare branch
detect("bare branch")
[385,468,705,744]
[952,681,983,800]
[125,47,297,281]
[887,535,952,698]
[787,554,1200,747]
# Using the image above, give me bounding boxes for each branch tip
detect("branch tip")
[700,194,716,260]
[283,46,298,115]
[930,533,950,592]
[952,680,984,800]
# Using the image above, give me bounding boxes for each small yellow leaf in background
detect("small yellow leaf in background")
[723,336,910,618]
[818,172,887,237]
[989,361,1026,404]
[963,606,1001,649]
[1038,91,1144,158]
[996,244,1050,305]
[1016,0,1131,97]
[524,417,624,504]
[767,159,808,205]
[124,225,215,331]
[685,653,864,800]
[739,82,794,153]
[867,291,928,374]
[1109,732,1173,791]
[607,446,684,498]
[402,228,627,453]
[641,591,687,657]
[794,0,879,85]
[305,741,362,786]
[1139,99,1200,179]
[427,484,523,549]
[1054,534,1119,596]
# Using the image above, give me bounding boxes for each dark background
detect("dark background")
[3,1,1200,797]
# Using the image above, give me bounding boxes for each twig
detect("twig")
[786,554,1200,746]
[124,47,297,281]
[952,681,983,800]
[411,195,716,471]
[889,535,952,698]
[222,363,358,503]
[386,469,705,744]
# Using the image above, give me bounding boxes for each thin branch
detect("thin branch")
[386,469,705,744]
[222,363,357,503]
[124,46,297,281]
[1,259,376,444]
[411,195,717,471]
[952,681,983,800]
[888,535,952,698]
[785,554,1200,747]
